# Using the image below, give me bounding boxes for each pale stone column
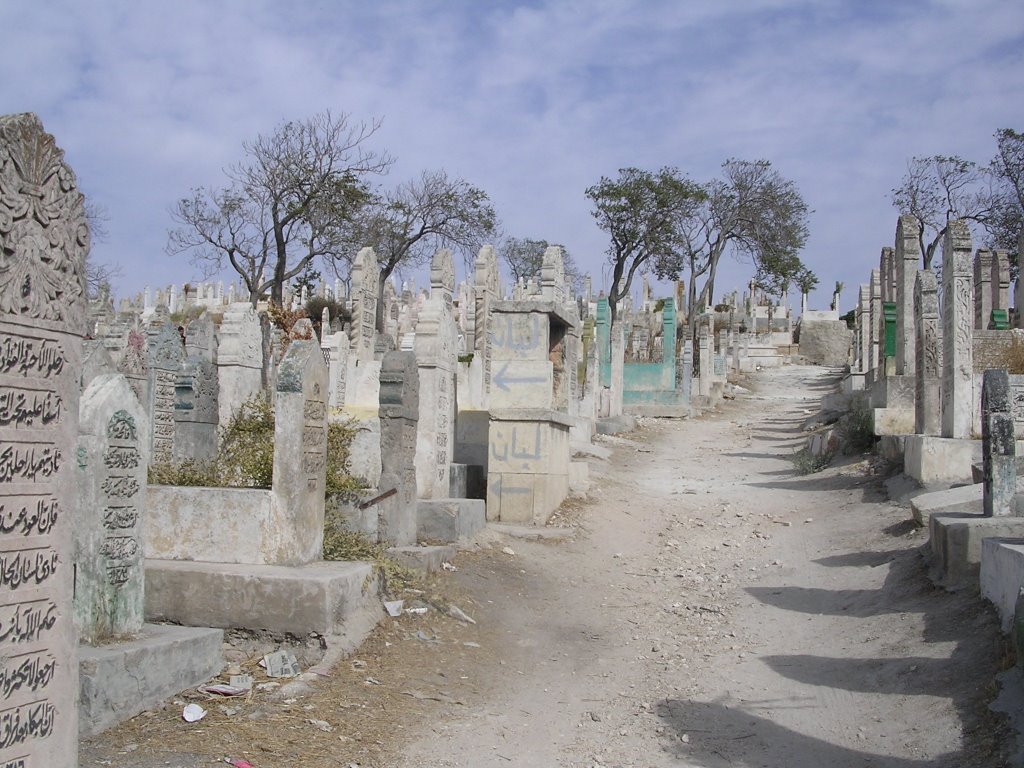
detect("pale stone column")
[413,249,457,499]
[609,318,625,417]
[982,369,1016,517]
[974,249,993,329]
[147,323,185,464]
[698,325,711,397]
[941,221,974,439]
[350,247,379,362]
[217,302,263,428]
[914,271,942,436]
[474,245,500,396]
[175,314,219,462]
[271,323,328,565]
[895,216,920,376]
[869,270,882,374]
[0,111,88,768]
[378,351,419,545]
[993,250,1010,313]
[75,374,149,643]
[879,247,895,304]
[857,284,870,373]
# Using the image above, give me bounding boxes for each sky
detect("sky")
[3,0,1024,314]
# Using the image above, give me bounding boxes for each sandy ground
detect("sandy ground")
[81,365,1015,768]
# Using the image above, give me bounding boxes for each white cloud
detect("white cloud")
[1,0,1022,309]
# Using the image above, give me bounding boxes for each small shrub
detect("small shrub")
[326,419,366,495]
[835,405,875,454]
[321,518,417,594]
[791,446,834,474]
[147,458,220,486]
[169,305,206,326]
[305,296,349,337]
[217,394,276,488]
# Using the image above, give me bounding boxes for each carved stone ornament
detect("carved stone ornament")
[0,113,88,331]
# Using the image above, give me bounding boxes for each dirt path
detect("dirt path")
[81,365,1014,767]
[392,364,1011,767]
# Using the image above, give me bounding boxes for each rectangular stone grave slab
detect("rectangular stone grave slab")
[78,623,223,736]
[980,538,1024,632]
[871,407,915,436]
[903,435,978,484]
[911,483,983,526]
[416,499,486,542]
[145,560,381,637]
[928,512,1024,590]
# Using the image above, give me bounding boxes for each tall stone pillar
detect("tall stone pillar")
[981,369,1016,517]
[869,270,882,374]
[857,284,870,373]
[914,271,942,436]
[974,249,993,330]
[895,216,920,376]
[0,111,88,768]
[941,221,974,439]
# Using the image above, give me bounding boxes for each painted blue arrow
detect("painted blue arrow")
[493,363,548,392]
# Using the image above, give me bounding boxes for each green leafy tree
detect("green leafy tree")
[350,170,498,331]
[655,159,811,340]
[168,111,389,307]
[585,167,705,324]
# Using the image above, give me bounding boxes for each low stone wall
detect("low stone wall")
[146,485,295,565]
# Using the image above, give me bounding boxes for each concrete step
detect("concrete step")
[416,498,486,542]
[911,483,982,525]
[145,559,382,636]
[79,623,223,736]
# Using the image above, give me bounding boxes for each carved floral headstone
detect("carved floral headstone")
[0,112,88,767]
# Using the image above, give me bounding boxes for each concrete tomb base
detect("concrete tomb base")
[869,374,915,409]
[79,623,224,737]
[981,538,1024,632]
[145,560,382,637]
[911,483,982,525]
[903,435,978,485]
[417,498,486,542]
[449,462,486,500]
[487,409,571,525]
[928,512,1024,590]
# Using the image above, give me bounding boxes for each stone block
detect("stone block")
[387,544,457,573]
[596,414,638,435]
[871,407,915,436]
[911,483,981,525]
[569,460,590,494]
[869,374,916,410]
[79,624,223,736]
[489,418,569,475]
[344,413,382,487]
[488,360,554,409]
[324,492,378,542]
[487,473,536,523]
[145,559,381,636]
[798,319,852,366]
[416,498,486,542]
[903,435,978,484]
[449,463,470,498]
[928,512,1024,590]
[490,311,549,361]
[980,538,1024,632]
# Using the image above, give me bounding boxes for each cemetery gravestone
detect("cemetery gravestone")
[941,222,974,440]
[0,111,88,768]
[75,375,148,642]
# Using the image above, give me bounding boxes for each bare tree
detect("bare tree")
[890,155,994,270]
[168,111,390,307]
[352,170,497,330]
[83,200,122,299]
[989,128,1024,255]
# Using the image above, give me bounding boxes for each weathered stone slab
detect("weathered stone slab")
[416,498,485,542]
[903,434,978,485]
[983,369,1017,517]
[941,221,974,439]
[980,538,1024,632]
[929,512,1024,590]
[78,624,223,737]
[75,374,149,643]
[145,560,381,637]
[0,112,88,767]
